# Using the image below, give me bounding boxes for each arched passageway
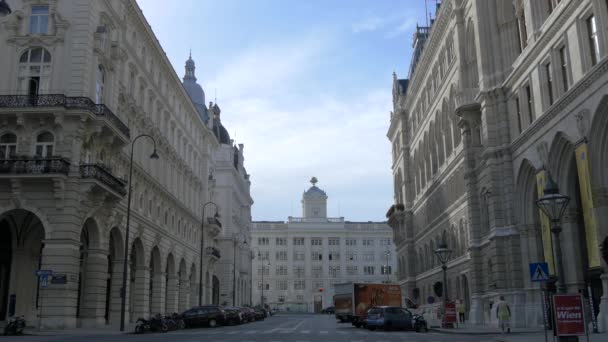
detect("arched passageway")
[129,238,146,321]
[177,259,189,311]
[165,253,177,314]
[212,275,220,305]
[0,210,45,324]
[105,227,124,325]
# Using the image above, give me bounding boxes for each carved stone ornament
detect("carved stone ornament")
[574,109,590,140]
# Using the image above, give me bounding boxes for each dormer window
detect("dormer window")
[30,6,49,34]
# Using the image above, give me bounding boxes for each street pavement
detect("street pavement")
[0,313,582,342]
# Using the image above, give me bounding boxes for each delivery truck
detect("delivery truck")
[333,283,402,327]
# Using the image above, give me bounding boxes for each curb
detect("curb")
[429,328,539,336]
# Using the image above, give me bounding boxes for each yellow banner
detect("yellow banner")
[536,171,555,275]
[575,143,601,269]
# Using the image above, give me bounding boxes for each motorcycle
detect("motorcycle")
[135,314,168,334]
[4,316,26,336]
[170,313,186,330]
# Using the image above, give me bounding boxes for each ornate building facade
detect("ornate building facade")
[0,0,251,330]
[252,179,396,313]
[387,0,608,330]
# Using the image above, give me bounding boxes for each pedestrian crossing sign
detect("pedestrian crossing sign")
[529,262,549,282]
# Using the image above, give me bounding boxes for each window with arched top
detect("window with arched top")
[96,65,105,104]
[18,47,52,96]
[0,133,17,159]
[35,131,54,157]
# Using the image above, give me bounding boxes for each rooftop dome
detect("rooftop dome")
[210,102,231,145]
[304,177,327,197]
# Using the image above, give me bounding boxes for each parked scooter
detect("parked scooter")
[412,314,428,332]
[3,316,26,336]
[134,314,168,334]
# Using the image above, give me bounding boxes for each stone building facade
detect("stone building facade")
[252,179,396,313]
[0,0,236,329]
[387,0,608,330]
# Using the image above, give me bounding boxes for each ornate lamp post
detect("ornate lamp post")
[536,174,573,341]
[536,174,570,294]
[435,240,453,328]
[200,201,219,306]
[384,250,391,283]
[119,134,159,332]
[0,0,12,17]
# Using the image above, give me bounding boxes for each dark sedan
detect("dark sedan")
[365,306,422,331]
[182,306,227,328]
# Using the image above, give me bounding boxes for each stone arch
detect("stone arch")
[177,259,189,311]
[449,85,461,146]
[106,227,124,325]
[76,217,106,325]
[0,209,46,323]
[588,95,608,188]
[189,263,198,307]
[129,238,146,321]
[442,99,453,156]
[149,246,163,315]
[165,253,178,314]
[464,19,479,89]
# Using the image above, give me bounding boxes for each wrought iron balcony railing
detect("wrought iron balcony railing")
[206,247,221,259]
[0,157,70,175]
[79,163,127,196]
[0,94,130,137]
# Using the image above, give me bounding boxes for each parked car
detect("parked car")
[240,307,257,322]
[365,306,423,331]
[222,306,244,325]
[321,306,335,314]
[252,307,266,321]
[182,306,227,328]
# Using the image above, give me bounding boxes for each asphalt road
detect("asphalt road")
[5,313,506,342]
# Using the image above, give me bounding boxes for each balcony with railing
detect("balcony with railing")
[0,156,70,176]
[205,217,222,237]
[79,163,127,196]
[287,216,345,223]
[0,95,130,138]
[206,246,221,259]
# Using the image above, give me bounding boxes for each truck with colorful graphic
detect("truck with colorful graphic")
[333,283,402,327]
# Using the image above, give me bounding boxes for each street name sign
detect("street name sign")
[529,262,549,282]
[553,294,586,336]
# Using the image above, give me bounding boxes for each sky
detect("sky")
[137,0,435,221]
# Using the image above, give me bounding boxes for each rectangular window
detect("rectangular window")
[545,63,554,105]
[559,47,569,92]
[293,237,305,246]
[364,266,375,275]
[312,251,323,261]
[313,281,324,290]
[276,237,287,246]
[294,280,305,290]
[276,265,287,276]
[381,266,392,275]
[275,251,287,261]
[515,97,523,134]
[257,266,269,276]
[328,252,340,261]
[257,237,269,246]
[276,280,287,291]
[380,238,392,246]
[311,238,323,246]
[293,252,305,261]
[346,239,357,246]
[328,238,340,246]
[525,85,534,123]
[363,253,375,262]
[362,239,374,246]
[346,252,357,261]
[312,266,323,278]
[30,6,49,34]
[278,295,285,302]
[296,295,304,302]
[259,251,269,261]
[294,266,305,278]
[587,15,600,66]
[329,266,340,278]
[347,266,358,275]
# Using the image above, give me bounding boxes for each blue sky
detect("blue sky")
[138,0,434,221]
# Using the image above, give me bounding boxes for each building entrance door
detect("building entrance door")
[314,295,322,313]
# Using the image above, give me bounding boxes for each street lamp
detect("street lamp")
[383,250,391,283]
[119,134,159,332]
[200,201,219,306]
[435,240,453,328]
[536,174,573,341]
[536,174,570,293]
[0,0,12,17]
[233,233,248,306]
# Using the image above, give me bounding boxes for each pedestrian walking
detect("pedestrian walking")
[457,300,466,324]
[496,296,511,333]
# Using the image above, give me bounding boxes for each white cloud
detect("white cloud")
[352,14,418,39]
[351,17,385,33]
[385,17,418,39]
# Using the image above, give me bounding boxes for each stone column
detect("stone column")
[178,278,190,312]
[165,275,179,314]
[149,272,166,315]
[109,259,124,326]
[598,273,608,333]
[39,240,81,329]
[131,266,150,320]
[594,187,608,332]
[78,249,109,328]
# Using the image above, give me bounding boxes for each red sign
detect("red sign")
[443,301,457,325]
[553,294,586,336]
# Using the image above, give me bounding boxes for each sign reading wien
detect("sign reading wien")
[552,294,586,336]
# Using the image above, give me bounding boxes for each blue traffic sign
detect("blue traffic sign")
[40,275,49,288]
[36,269,53,277]
[529,262,549,282]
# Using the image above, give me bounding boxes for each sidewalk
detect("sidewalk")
[23,324,134,336]
[431,324,542,335]
[493,331,607,342]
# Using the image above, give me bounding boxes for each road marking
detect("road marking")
[244,330,257,334]
[291,320,305,330]
[227,331,239,334]
[300,330,310,334]
[319,330,328,334]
